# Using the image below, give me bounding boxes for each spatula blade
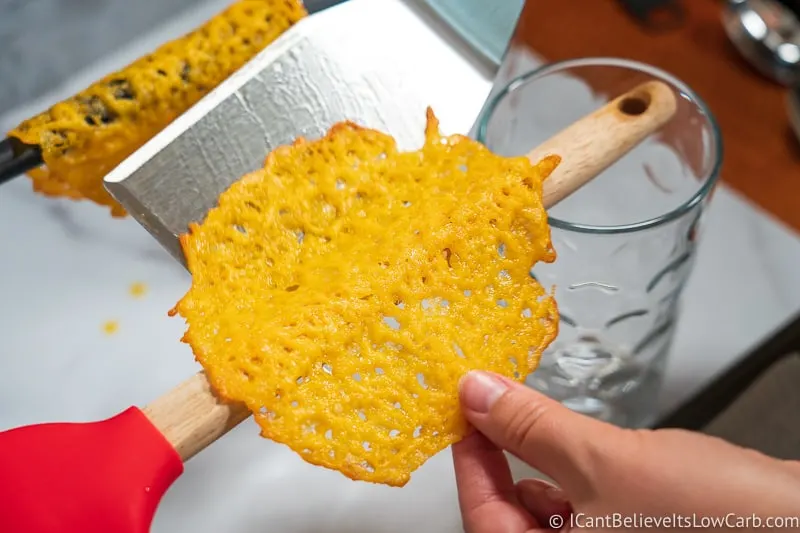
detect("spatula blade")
[104,0,493,266]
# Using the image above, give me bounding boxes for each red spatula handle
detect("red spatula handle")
[0,372,249,533]
[0,407,183,533]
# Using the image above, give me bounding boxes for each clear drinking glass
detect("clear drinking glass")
[477,58,722,428]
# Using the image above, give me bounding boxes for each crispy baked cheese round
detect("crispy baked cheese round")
[171,109,559,486]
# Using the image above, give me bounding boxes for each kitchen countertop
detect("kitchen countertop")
[0,0,203,114]
[1,0,800,531]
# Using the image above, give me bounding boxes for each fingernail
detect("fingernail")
[517,480,573,520]
[544,486,570,506]
[459,371,508,413]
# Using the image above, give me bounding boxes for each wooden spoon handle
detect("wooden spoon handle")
[537,80,677,207]
[144,80,679,462]
[142,372,250,462]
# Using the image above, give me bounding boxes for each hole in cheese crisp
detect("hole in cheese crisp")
[170,108,560,487]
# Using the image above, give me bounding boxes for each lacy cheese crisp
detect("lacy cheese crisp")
[8,0,307,217]
[171,109,560,486]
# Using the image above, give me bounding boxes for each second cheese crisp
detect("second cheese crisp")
[8,0,307,217]
[170,109,560,487]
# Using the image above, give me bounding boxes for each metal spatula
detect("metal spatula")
[104,0,495,265]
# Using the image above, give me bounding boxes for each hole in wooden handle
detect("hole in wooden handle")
[618,91,652,116]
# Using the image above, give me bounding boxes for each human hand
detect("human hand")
[452,371,800,532]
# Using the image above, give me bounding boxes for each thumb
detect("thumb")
[458,370,631,499]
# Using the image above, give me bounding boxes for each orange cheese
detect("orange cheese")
[171,109,560,486]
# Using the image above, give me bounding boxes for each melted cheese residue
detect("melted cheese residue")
[129,282,148,299]
[102,320,120,336]
[170,109,560,487]
[8,0,307,216]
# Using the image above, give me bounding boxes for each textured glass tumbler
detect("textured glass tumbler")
[477,58,722,428]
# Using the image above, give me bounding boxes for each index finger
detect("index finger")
[452,430,538,532]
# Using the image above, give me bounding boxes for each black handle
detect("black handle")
[0,138,43,186]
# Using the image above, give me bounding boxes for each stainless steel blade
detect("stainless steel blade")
[104,0,493,266]
[419,0,524,66]
[304,0,349,14]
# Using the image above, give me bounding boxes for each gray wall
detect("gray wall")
[0,0,204,114]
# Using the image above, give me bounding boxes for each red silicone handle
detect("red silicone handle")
[0,407,183,533]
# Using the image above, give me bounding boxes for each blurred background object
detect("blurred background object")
[790,86,800,140]
[616,0,687,32]
[722,0,800,86]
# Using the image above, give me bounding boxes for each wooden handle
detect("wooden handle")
[537,80,677,208]
[144,81,679,462]
[143,372,250,462]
